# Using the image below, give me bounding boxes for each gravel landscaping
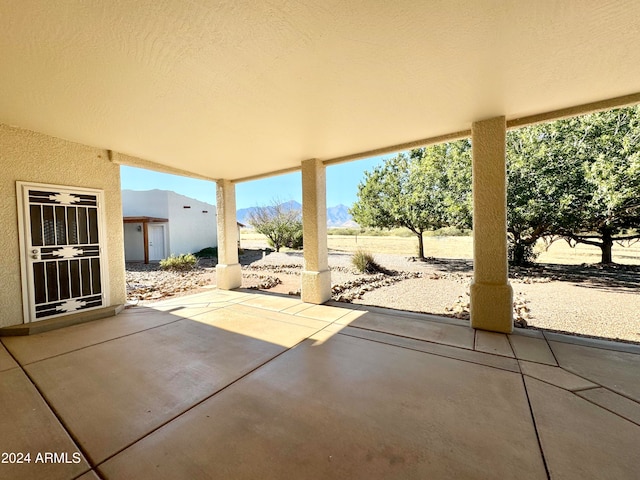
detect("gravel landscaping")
[126,248,640,344]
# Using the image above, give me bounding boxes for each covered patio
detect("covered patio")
[2,3,640,478]
[2,289,639,479]
[3,1,640,334]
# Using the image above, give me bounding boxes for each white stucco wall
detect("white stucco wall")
[0,123,126,328]
[122,190,169,218]
[166,191,217,255]
[121,190,217,259]
[123,223,145,262]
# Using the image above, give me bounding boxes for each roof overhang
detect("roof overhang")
[2,1,640,182]
[123,217,168,224]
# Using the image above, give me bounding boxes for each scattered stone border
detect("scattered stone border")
[243,273,282,290]
[444,292,532,327]
[126,268,210,301]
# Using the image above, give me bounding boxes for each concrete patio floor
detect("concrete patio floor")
[1,289,639,480]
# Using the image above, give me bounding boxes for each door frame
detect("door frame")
[147,223,167,262]
[16,181,111,323]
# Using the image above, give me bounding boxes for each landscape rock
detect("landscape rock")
[444,291,532,327]
[126,263,210,302]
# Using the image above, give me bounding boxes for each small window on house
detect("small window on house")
[202,210,208,213]
[183,205,191,209]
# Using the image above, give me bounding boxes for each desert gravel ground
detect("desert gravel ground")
[127,249,640,344]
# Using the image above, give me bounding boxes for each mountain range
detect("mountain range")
[237,201,357,228]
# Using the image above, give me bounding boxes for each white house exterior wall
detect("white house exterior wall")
[122,190,217,259]
[123,223,146,262]
[166,192,217,256]
[121,190,169,218]
[0,123,126,328]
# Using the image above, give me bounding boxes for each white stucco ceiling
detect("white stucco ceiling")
[1,1,640,181]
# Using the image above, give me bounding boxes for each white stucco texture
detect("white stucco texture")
[215,180,241,290]
[470,117,513,333]
[301,159,331,304]
[0,124,126,327]
[123,223,147,262]
[1,2,640,181]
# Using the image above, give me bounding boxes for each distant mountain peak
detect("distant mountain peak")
[280,200,302,210]
[237,201,355,227]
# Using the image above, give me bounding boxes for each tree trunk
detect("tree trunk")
[512,242,527,266]
[510,232,524,266]
[600,228,613,264]
[417,232,425,259]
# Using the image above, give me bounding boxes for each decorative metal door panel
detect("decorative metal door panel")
[18,183,106,322]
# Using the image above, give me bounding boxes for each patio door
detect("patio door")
[17,182,108,322]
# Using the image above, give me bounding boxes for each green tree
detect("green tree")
[557,107,640,263]
[350,142,471,259]
[247,200,303,252]
[506,106,640,264]
[424,139,473,229]
[506,121,588,265]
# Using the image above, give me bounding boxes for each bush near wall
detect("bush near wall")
[194,247,218,258]
[160,253,197,271]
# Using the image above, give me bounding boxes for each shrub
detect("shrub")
[160,253,197,271]
[352,248,380,273]
[194,247,218,258]
[249,200,303,252]
[286,227,303,249]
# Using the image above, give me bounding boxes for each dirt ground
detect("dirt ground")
[127,237,640,344]
[239,249,640,343]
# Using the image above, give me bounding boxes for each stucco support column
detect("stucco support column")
[470,116,513,333]
[301,159,331,303]
[216,179,242,290]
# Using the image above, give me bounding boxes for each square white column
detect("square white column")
[215,179,241,290]
[301,159,331,304]
[470,116,513,333]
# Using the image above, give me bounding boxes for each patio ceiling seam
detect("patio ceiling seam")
[230,91,640,184]
[506,91,640,129]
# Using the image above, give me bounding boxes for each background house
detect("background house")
[122,190,217,263]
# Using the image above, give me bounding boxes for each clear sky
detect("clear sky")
[120,154,393,209]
